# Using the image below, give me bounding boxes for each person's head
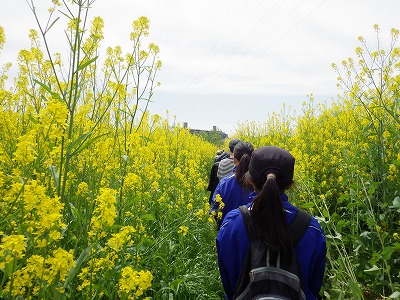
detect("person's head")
[216,149,224,156]
[228,138,241,155]
[247,146,295,191]
[233,142,254,186]
[245,146,296,263]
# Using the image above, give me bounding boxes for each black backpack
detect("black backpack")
[207,152,230,204]
[233,205,311,300]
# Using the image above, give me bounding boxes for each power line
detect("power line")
[208,0,329,95]
[172,0,290,115]
[172,0,329,117]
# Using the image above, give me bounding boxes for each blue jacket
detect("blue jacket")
[216,193,326,300]
[209,173,257,228]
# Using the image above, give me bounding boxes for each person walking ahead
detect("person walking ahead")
[216,146,326,299]
[207,138,241,204]
[209,141,256,229]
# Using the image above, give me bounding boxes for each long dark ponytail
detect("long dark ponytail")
[246,146,296,264]
[233,142,254,187]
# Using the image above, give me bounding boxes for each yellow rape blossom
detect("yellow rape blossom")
[0,235,26,269]
[13,135,37,165]
[118,267,153,299]
[214,194,225,210]
[20,180,65,244]
[0,26,5,49]
[107,226,136,251]
[89,188,117,239]
[4,249,74,297]
[387,164,398,181]
[178,225,189,236]
[76,181,89,196]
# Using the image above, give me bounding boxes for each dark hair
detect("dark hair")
[233,142,254,187]
[246,147,296,264]
[228,138,241,152]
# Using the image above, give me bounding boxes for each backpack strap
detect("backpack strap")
[239,205,311,245]
[289,208,311,245]
[238,205,253,238]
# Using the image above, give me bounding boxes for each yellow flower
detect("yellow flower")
[178,225,189,236]
[387,164,398,181]
[46,248,75,284]
[124,172,142,190]
[194,209,205,220]
[107,226,136,251]
[13,135,37,165]
[118,267,153,299]
[89,188,117,238]
[77,181,89,196]
[215,194,225,209]
[0,234,26,269]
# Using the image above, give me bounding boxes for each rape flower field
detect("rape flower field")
[0,1,399,299]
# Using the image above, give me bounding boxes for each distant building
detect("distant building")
[183,122,228,141]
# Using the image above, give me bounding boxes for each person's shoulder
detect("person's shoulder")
[220,173,235,183]
[295,209,326,245]
[218,206,243,230]
[308,215,325,237]
[285,204,325,239]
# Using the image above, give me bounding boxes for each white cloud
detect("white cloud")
[1,0,399,134]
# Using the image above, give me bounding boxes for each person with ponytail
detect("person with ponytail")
[209,141,256,230]
[216,146,326,299]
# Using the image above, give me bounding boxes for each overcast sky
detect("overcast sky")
[1,0,399,135]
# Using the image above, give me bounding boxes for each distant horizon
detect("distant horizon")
[148,91,336,136]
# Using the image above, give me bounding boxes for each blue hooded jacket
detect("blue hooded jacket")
[216,193,326,299]
[209,173,257,229]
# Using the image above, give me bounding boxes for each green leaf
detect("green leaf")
[347,280,363,299]
[48,165,59,190]
[34,79,52,94]
[336,220,347,233]
[63,244,93,289]
[46,16,60,33]
[141,213,155,221]
[169,278,185,293]
[70,133,108,157]
[390,291,400,299]
[5,258,15,277]
[364,265,380,273]
[28,113,39,124]
[69,202,83,222]
[381,243,400,260]
[67,132,92,153]
[76,56,98,73]
[139,135,151,142]
[33,79,63,102]
[337,193,349,203]
[300,201,314,209]
[390,196,400,212]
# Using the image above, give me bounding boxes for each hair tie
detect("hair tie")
[267,173,276,180]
